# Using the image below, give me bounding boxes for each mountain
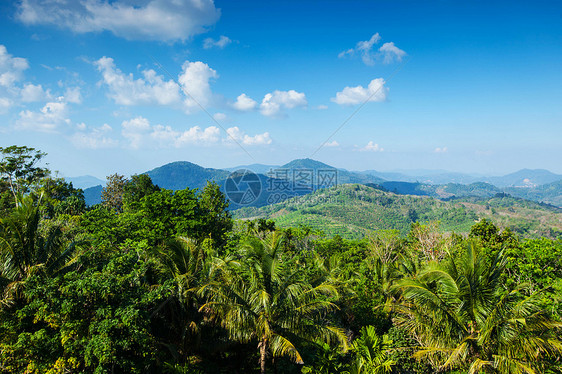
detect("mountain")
[505,180,562,207]
[65,175,105,190]
[279,158,385,185]
[225,164,279,174]
[360,170,480,184]
[146,161,230,191]
[83,185,103,206]
[481,169,562,188]
[234,184,562,240]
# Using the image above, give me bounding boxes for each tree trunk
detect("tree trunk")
[259,338,268,374]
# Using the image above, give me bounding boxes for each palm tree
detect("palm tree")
[0,194,83,305]
[346,325,395,374]
[393,242,562,373]
[154,236,209,357]
[199,231,347,373]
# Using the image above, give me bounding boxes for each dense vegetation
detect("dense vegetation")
[1,146,562,373]
[235,184,562,240]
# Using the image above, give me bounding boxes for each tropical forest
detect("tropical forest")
[1,146,561,374]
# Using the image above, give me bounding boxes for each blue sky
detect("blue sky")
[0,0,561,179]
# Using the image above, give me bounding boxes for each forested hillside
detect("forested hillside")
[235,184,562,239]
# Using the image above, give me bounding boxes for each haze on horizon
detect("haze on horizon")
[0,0,560,178]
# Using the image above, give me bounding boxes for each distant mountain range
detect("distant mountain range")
[65,175,105,190]
[76,159,562,208]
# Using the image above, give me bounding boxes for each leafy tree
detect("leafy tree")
[123,174,160,209]
[393,243,562,373]
[101,173,127,213]
[198,181,232,247]
[0,195,84,305]
[0,247,169,373]
[0,146,49,205]
[346,325,395,374]
[200,231,348,373]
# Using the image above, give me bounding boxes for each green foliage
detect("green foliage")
[101,173,127,213]
[0,145,49,202]
[0,249,169,373]
[393,243,562,373]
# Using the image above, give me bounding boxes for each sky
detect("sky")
[0,0,561,179]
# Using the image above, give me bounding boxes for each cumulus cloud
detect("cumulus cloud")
[434,147,448,153]
[95,57,218,113]
[95,57,182,106]
[120,116,226,149]
[331,78,387,105]
[0,45,29,88]
[260,90,307,117]
[178,61,218,112]
[379,42,407,64]
[20,83,50,102]
[16,100,70,132]
[121,116,152,149]
[339,33,406,65]
[232,93,258,111]
[71,123,118,149]
[16,0,221,42]
[360,141,384,152]
[226,126,272,145]
[324,140,339,147]
[64,86,82,104]
[203,35,232,49]
[0,45,30,112]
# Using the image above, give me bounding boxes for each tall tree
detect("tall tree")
[0,195,83,305]
[200,231,347,373]
[101,173,127,213]
[0,146,49,206]
[198,181,232,248]
[393,243,562,373]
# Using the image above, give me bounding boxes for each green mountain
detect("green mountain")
[279,158,385,185]
[483,168,562,187]
[234,184,562,240]
[146,161,230,191]
[505,180,562,207]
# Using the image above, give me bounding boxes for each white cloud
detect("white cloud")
[203,35,232,49]
[64,86,82,104]
[121,116,151,149]
[0,45,29,88]
[331,78,387,105]
[20,83,50,102]
[226,126,272,145]
[324,140,339,147]
[151,124,221,147]
[379,42,406,64]
[213,112,227,121]
[260,90,307,117]
[17,0,220,42]
[121,116,222,149]
[16,100,70,132]
[95,57,182,106]
[361,141,384,152]
[316,104,329,110]
[434,147,448,153]
[178,61,218,112]
[232,93,258,111]
[338,33,380,65]
[339,33,406,65]
[71,123,118,149]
